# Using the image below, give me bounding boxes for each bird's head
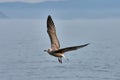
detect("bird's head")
[44,48,52,53]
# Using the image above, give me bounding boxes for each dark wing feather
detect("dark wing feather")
[47,15,60,50]
[54,43,89,53]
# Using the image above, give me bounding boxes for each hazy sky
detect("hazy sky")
[0,0,120,19]
[0,0,62,3]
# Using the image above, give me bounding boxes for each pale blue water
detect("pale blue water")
[0,19,120,80]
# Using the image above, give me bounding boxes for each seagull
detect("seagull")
[44,15,89,64]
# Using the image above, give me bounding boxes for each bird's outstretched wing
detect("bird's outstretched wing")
[47,15,60,50]
[53,43,89,53]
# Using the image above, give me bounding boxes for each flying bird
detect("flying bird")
[44,15,89,64]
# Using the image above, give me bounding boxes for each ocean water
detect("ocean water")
[0,19,120,80]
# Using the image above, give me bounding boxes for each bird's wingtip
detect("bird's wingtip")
[47,15,52,21]
[87,43,90,45]
[48,15,51,18]
[85,43,90,46]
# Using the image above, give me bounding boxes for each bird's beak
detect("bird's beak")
[44,50,47,52]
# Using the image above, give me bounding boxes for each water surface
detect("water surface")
[0,19,120,80]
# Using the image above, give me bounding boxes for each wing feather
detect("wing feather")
[47,15,60,50]
[53,43,89,53]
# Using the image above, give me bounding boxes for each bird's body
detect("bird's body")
[44,15,89,63]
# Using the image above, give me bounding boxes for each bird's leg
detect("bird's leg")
[58,57,62,64]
